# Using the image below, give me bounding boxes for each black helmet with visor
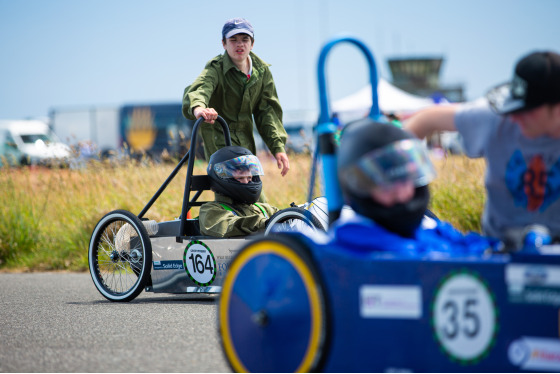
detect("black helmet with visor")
[207,146,264,204]
[338,119,436,237]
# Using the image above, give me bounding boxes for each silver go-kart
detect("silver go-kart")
[88,116,323,302]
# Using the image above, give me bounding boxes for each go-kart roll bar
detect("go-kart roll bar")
[311,35,383,227]
[137,117,231,236]
[179,116,230,237]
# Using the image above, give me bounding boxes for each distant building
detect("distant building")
[388,57,465,103]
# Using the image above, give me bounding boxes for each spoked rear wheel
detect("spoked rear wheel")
[88,210,152,302]
[264,207,325,235]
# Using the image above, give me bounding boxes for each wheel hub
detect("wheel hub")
[252,309,269,326]
[110,250,120,262]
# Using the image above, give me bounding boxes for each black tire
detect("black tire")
[218,234,330,372]
[88,210,152,302]
[264,207,325,235]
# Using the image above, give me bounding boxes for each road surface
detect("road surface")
[0,272,231,372]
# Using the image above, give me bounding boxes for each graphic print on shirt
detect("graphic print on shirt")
[505,150,560,212]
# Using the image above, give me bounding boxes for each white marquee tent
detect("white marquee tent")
[332,78,436,123]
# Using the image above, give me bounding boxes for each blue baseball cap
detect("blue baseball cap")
[222,18,254,39]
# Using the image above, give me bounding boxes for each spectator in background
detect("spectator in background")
[182,18,290,177]
[405,51,560,249]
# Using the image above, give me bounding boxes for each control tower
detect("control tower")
[388,57,464,102]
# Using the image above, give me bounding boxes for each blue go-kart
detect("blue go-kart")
[217,36,560,372]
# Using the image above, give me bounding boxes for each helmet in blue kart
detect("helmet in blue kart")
[337,119,436,237]
[207,146,264,204]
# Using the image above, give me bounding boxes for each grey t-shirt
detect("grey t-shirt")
[455,99,560,243]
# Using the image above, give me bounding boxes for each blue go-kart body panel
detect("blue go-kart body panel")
[305,234,560,372]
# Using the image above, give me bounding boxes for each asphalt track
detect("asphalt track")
[0,272,231,372]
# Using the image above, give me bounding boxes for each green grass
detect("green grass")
[0,153,485,271]
[429,156,486,232]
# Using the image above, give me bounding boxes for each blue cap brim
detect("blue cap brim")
[224,28,253,39]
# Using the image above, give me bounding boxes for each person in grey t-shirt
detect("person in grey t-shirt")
[404,51,560,250]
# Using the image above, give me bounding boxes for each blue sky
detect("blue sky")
[1,0,559,120]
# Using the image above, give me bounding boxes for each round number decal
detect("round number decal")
[431,270,498,364]
[183,240,216,286]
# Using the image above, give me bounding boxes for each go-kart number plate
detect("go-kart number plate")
[183,240,217,286]
[431,270,498,365]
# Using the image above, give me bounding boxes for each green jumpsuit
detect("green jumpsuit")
[199,193,279,238]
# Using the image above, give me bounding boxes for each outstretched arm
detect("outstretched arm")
[253,68,289,175]
[404,105,459,139]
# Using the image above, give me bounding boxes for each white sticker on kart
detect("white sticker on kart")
[183,240,217,286]
[360,285,422,319]
[506,264,560,306]
[509,336,560,371]
[431,270,498,364]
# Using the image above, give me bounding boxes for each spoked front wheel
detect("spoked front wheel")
[88,209,152,302]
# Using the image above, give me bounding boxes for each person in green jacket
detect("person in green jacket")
[199,146,279,237]
[183,17,290,177]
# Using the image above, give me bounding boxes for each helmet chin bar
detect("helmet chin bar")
[348,185,430,238]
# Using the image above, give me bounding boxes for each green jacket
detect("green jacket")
[182,51,287,159]
[199,193,279,238]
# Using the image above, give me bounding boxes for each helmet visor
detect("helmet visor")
[341,138,436,197]
[213,154,264,179]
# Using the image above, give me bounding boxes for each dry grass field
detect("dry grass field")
[0,153,485,271]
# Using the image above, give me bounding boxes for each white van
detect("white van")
[0,119,72,166]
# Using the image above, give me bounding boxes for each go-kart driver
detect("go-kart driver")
[330,119,499,256]
[199,146,279,237]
